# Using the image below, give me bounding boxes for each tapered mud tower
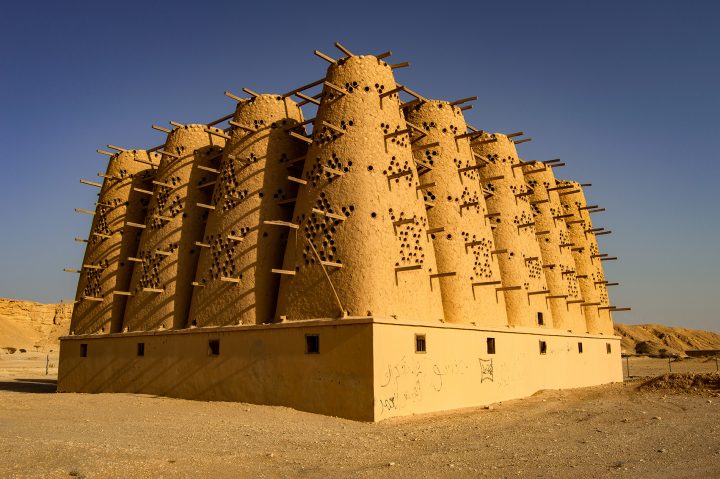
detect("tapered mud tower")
[558,181,614,334]
[70,150,156,335]
[275,55,444,322]
[405,101,507,325]
[188,95,307,326]
[522,163,585,332]
[122,125,226,331]
[473,134,553,328]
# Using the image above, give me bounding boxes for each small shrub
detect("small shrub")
[2,347,17,354]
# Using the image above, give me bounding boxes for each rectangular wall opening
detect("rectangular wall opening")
[487,337,496,355]
[578,342,583,353]
[415,334,426,353]
[80,343,88,358]
[208,339,220,356]
[137,342,145,357]
[539,340,547,355]
[537,312,544,326]
[606,343,612,354]
[305,334,320,354]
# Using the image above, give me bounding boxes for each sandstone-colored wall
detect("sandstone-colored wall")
[405,101,507,326]
[71,150,155,335]
[372,321,622,420]
[473,134,554,328]
[189,95,306,326]
[58,320,375,421]
[522,163,586,332]
[56,318,621,421]
[558,181,614,334]
[123,126,225,331]
[276,55,444,322]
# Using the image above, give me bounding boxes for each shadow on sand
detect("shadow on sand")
[0,378,57,393]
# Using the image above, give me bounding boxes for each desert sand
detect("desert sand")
[2,301,719,478]
[1,352,719,478]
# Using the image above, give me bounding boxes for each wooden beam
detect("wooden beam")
[283,78,325,98]
[289,131,312,144]
[395,264,422,272]
[224,91,244,102]
[80,179,102,188]
[263,220,299,229]
[450,96,477,106]
[272,269,296,275]
[296,92,320,105]
[314,50,336,64]
[496,286,522,292]
[333,41,353,57]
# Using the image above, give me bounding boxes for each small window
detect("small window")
[415,334,426,353]
[537,312,544,326]
[306,334,320,354]
[80,343,88,358]
[486,337,496,355]
[539,340,547,355]
[137,343,145,357]
[606,343,612,354]
[578,342,583,353]
[208,339,220,356]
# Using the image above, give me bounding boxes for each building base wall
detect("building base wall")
[58,319,375,421]
[58,318,622,422]
[373,321,622,420]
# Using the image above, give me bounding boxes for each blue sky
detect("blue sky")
[0,0,717,331]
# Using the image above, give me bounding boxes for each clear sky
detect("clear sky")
[0,1,717,331]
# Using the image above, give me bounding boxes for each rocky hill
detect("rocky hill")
[0,298,72,353]
[615,323,720,357]
[1,297,718,358]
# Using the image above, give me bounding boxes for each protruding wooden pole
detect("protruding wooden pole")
[224,91,244,102]
[314,50,336,64]
[334,41,353,57]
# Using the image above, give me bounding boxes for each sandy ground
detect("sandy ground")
[1,353,719,478]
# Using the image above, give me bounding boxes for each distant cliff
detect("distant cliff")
[615,323,720,357]
[1,298,719,358]
[0,298,72,353]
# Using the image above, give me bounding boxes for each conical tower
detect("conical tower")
[275,54,444,322]
[558,180,614,334]
[473,133,553,328]
[188,95,307,326]
[405,100,507,325]
[123,125,225,331]
[70,150,156,334]
[522,163,585,332]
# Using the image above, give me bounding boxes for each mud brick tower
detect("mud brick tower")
[60,44,627,422]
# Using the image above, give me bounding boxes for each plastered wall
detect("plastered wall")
[405,101,507,326]
[275,55,444,322]
[473,134,554,328]
[189,95,306,326]
[58,320,375,421]
[57,319,621,422]
[123,125,225,331]
[522,163,586,332]
[558,181,614,334]
[372,321,622,420]
[71,150,156,335]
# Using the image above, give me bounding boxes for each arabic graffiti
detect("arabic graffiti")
[377,356,495,415]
